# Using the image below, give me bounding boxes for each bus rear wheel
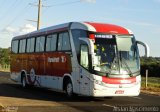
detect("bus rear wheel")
[65,80,73,97]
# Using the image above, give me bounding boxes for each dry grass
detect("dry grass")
[141,77,160,96]
[0,66,10,72]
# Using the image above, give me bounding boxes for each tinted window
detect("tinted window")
[36,36,45,52]
[58,32,71,51]
[27,38,35,53]
[71,30,88,62]
[30,38,35,52]
[46,34,57,51]
[27,39,31,53]
[71,30,87,53]
[19,39,26,53]
[11,40,19,53]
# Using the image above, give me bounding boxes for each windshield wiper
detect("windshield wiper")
[122,58,133,77]
[119,51,133,77]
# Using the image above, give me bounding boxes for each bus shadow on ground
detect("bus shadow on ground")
[0,83,114,112]
[0,83,108,102]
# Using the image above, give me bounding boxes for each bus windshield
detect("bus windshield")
[92,34,140,77]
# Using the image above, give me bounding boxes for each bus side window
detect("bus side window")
[19,39,26,53]
[27,38,31,53]
[11,40,19,54]
[58,32,71,51]
[36,36,45,52]
[46,34,57,52]
[80,44,89,69]
[27,38,35,53]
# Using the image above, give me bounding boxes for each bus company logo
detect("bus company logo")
[48,56,66,63]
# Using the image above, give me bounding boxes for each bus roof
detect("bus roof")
[12,22,132,40]
[85,22,132,34]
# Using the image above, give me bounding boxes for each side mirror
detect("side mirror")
[80,44,89,69]
[136,41,150,57]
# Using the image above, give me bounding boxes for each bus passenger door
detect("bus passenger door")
[79,44,90,96]
[79,67,90,96]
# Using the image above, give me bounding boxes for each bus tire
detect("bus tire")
[21,74,27,88]
[65,79,73,97]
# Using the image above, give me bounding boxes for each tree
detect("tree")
[0,48,10,66]
[140,57,160,77]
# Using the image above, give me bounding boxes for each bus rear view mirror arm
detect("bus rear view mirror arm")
[136,40,150,57]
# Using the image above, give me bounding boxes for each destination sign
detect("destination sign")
[95,34,113,39]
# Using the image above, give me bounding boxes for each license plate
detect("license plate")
[115,90,124,94]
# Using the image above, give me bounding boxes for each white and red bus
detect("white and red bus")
[10,22,149,97]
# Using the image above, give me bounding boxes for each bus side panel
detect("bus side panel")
[45,52,72,90]
[46,52,72,77]
[24,52,72,90]
[10,54,23,82]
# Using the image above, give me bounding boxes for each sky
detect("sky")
[0,0,160,57]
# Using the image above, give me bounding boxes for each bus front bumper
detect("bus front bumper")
[91,83,141,97]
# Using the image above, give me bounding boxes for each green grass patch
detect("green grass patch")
[141,77,160,88]
[141,77,160,92]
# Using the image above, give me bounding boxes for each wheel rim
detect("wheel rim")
[22,77,26,87]
[67,83,73,96]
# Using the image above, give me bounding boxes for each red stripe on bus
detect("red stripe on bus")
[86,22,129,34]
[102,76,136,84]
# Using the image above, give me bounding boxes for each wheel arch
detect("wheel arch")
[20,70,27,82]
[62,74,74,91]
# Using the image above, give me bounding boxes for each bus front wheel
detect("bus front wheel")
[65,80,73,97]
